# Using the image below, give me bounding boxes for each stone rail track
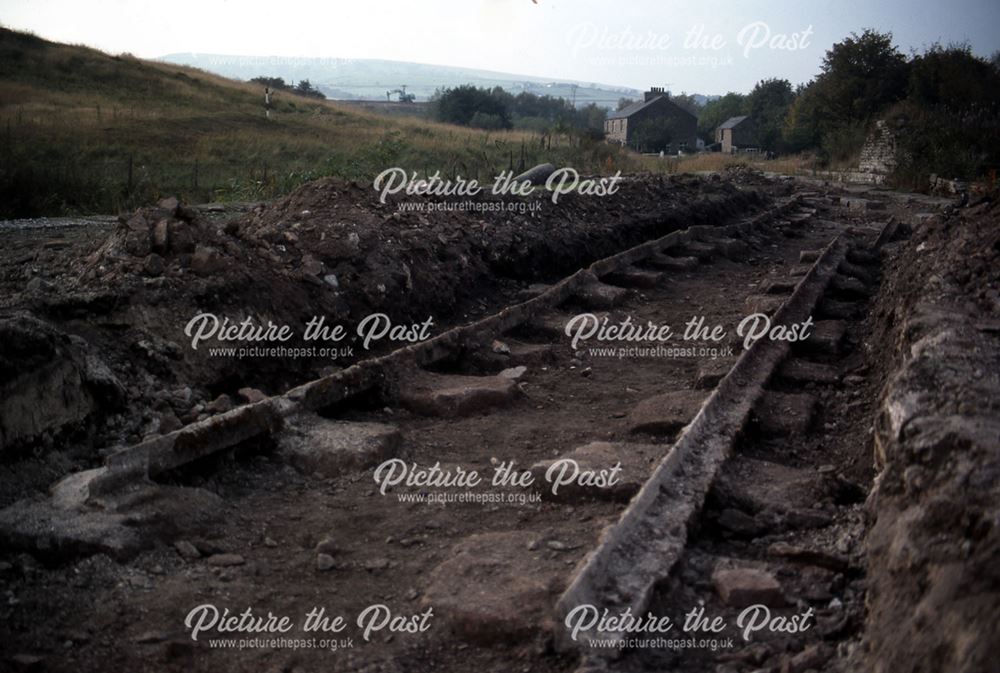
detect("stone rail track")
[0,187,905,673]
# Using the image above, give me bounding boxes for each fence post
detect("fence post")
[127,153,134,193]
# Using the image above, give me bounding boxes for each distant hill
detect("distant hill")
[159,53,643,107]
[0,28,650,217]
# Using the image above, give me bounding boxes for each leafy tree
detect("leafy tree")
[907,43,1000,109]
[781,30,907,159]
[294,79,325,99]
[743,78,794,151]
[250,76,288,90]
[670,93,702,116]
[815,29,908,128]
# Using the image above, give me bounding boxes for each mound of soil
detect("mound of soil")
[0,174,766,468]
[863,199,1000,673]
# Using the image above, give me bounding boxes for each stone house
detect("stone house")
[716,116,756,153]
[604,87,698,154]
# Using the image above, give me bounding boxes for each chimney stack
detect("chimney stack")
[644,86,667,102]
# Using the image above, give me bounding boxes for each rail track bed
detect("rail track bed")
[0,188,908,673]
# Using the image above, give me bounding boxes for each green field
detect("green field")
[0,27,649,218]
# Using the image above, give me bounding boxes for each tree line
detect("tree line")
[431,31,1000,183]
[429,85,606,138]
[250,76,326,99]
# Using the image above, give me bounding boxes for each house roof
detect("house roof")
[607,95,694,121]
[718,115,750,129]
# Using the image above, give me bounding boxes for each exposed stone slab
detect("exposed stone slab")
[398,371,520,417]
[788,264,812,277]
[777,359,840,385]
[527,311,610,341]
[0,482,225,562]
[829,274,871,298]
[529,441,659,503]
[838,260,877,284]
[712,567,786,607]
[278,415,402,476]
[627,389,706,436]
[572,281,630,309]
[799,320,847,355]
[714,237,751,260]
[745,294,785,315]
[753,391,817,436]
[602,267,663,289]
[422,532,561,644]
[695,358,734,389]
[680,241,718,262]
[472,339,556,370]
[645,254,698,271]
[762,279,798,295]
[712,456,832,515]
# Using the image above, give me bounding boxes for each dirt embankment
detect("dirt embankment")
[861,199,1000,673]
[0,174,768,469]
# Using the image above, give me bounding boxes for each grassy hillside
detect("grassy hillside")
[0,28,646,218]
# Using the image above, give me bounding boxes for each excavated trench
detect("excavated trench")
[1,176,995,673]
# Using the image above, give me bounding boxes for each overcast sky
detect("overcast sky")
[3,0,999,94]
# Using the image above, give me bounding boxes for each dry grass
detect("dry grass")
[0,27,645,216]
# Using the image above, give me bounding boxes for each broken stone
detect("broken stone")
[316,553,336,571]
[529,441,657,502]
[714,238,751,260]
[142,253,165,277]
[788,264,812,277]
[315,537,339,555]
[279,416,402,476]
[799,250,822,263]
[498,366,527,381]
[157,196,180,214]
[190,245,220,277]
[173,540,201,560]
[237,387,267,404]
[422,532,558,644]
[398,371,519,418]
[712,568,785,607]
[572,281,629,309]
[151,219,170,253]
[206,394,233,414]
[627,390,705,436]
